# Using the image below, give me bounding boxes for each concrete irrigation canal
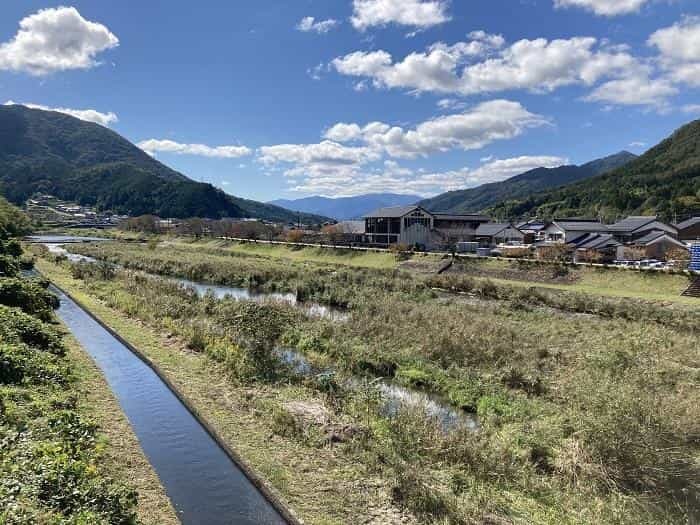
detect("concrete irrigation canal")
[50,284,292,525]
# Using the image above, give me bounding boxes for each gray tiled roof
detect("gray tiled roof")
[573,233,621,250]
[553,221,609,232]
[608,216,657,232]
[676,217,700,230]
[433,213,490,221]
[633,230,667,245]
[476,223,515,236]
[363,205,420,218]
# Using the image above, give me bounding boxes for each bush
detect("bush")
[0,305,64,355]
[0,342,66,385]
[0,279,59,320]
[0,254,20,277]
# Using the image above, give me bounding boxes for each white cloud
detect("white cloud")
[333,34,637,96]
[138,139,251,158]
[351,0,451,31]
[324,123,364,142]
[3,100,118,126]
[325,100,550,158]
[681,104,700,114]
[553,0,649,16]
[0,6,118,76]
[649,17,700,87]
[584,74,677,108]
[628,141,647,147]
[261,101,554,197]
[288,155,567,197]
[259,140,380,167]
[296,17,339,34]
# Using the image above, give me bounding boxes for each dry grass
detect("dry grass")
[37,258,415,525]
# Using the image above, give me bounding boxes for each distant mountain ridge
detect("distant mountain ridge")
[419,151,637,214]
[269,193,423,220]
[488,120,700,221]
[0,105,326,222]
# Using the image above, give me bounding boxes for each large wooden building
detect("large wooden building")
[363,205,489,249]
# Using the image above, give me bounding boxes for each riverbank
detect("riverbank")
[63,332,179,524]
[36,258,416,525]
[37,242,700,524]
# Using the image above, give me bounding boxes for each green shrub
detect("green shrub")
[0,305,64,355]
[0,254,20,277]
[0,279,59,321]
[0,343,66,385]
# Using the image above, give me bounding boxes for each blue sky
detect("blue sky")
[1,0,699,202]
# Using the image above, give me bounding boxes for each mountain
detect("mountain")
[419,151,637,215]
[0,105,325,223]
[268,193,423,220]
[489,120,700,222]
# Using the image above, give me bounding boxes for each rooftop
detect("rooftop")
[572,233,621,250]
[552,220,609,232]
[632,230,686,246]
[607,216,658,232]
[676,216,700,230]
[363,205,420,218]
[476,223,516,236]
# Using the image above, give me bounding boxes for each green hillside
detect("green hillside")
[490,120,700,221]
[420,152,635,214]
[0,105,324,223]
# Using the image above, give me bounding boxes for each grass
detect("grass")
[445,257,698,305]
[35,258,416,525]
[169,238,402,269]
[37,244,700,524]
[0,237,180,524]
[63,332,179,525]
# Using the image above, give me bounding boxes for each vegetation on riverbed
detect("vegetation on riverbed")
[41,240,700,524]
[1,209,176,523]
[0,248,136,523]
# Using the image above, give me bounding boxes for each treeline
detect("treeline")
[0,214,139,522]
[121,214,283,240]
[488,119,700,221]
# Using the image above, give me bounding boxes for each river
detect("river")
[51,284,289,525]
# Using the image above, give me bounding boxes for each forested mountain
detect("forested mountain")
[420,151,636,214]
[0,105,324,222]
[269,193,423,220]
[489,120,700,221]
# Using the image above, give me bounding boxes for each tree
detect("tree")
[321,224,343,245]
[286,230,305,243]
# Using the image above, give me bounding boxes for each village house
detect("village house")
[569,233,623,263]
[474,223,525,247]
[627,230,688,260]
[516,220,548,243]
[544,219,609,243]
[363,205,489,249]
[607,216,678,243]
[675,217,700,242]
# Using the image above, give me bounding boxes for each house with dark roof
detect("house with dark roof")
[517,220,549,242]
[474,223,525,247]
[544,219,609,243]
[628,230,687,260]
[363,205,489,248]
[607,216,677,243]
[675,217,700,241]
[568,233,623,263]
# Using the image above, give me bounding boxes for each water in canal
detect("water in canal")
[51,285,287,525]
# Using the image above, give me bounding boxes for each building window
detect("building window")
[404,217,431,229]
